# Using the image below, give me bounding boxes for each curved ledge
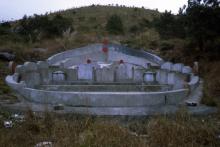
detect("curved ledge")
[6,75,188,107]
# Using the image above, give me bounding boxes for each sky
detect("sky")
[0,0,188,21]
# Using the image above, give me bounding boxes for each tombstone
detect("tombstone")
[172,73,186,89]
[66,68,78,81]
[161,62,173,71]
[182,66,192,74]
[172,63,184,72]
[96,66,114,82]
[23,62,40,87]
[37,61,49,84]
[156,69,168,84]
[78,64,94,81]
[115,64,131,82]
[133,67,144,83]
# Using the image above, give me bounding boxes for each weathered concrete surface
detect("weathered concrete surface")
[172,63,184,72]
[78,64,94,80]
[21,87,188,107]
[47,44,163,68]
[1,100,217,116]
[185,80,203,106]
[156,69,168,84]
[188,74,200,91]
[38,84,170,92]
[161,62,173,71]
[108,51,157,67]
[182,66,192,74]
[95,67,115,82]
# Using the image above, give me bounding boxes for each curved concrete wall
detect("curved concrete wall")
[22,88,188,107]
[108,44,164,65]
[47,44,103,65]
[47,43,164,67]
[6,75,188,107]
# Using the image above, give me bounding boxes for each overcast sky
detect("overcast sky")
[0,0,187,21]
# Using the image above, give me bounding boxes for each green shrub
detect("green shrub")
[106,14,124,34]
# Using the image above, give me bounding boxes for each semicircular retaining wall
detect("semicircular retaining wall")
[22,88,188,107]
[47,43,164,67]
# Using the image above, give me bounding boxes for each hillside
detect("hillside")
[0,6,162,59]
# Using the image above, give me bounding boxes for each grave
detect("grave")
[5,43,203,115]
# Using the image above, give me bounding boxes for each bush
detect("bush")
[0,22,11,35]
[17,14,73,41]
[106,14,124,34]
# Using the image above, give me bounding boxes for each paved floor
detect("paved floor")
[0,98,217,116]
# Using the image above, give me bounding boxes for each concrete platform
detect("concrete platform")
[0,99,217,116]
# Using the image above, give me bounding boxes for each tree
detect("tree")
[17,14,73,41]
[0,22,11,35]
[183,0,220,52]
[152,10,186,39]
[106,14,124,34]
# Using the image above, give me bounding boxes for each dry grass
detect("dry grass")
[147,109,219,147]
[0,109,219,147]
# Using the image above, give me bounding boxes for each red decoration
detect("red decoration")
[119,59,124,64]
[102,47,108,53]
[87,59,91,64]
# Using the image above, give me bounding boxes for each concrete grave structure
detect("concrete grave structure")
[6,43,203,115]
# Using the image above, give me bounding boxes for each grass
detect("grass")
[0,109,219,147]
